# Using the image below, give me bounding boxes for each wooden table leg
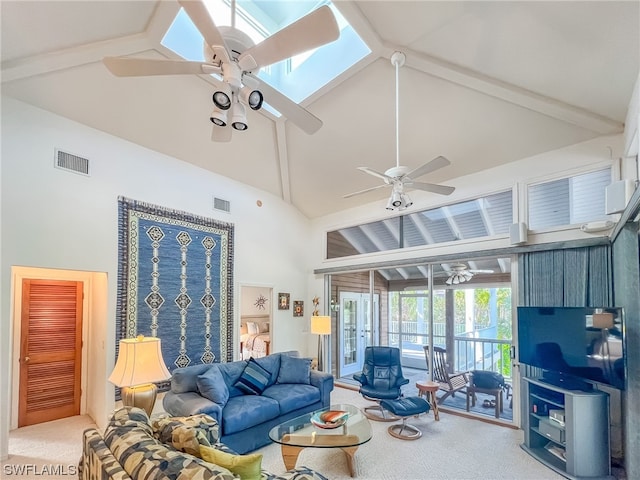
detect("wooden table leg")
[341,446,359,477]
[280,444,304,470]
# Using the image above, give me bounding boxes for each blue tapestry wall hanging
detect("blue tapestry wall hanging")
[116,197,234,386]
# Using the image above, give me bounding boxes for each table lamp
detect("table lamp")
[108,335,171,416]
[311,315,331,372]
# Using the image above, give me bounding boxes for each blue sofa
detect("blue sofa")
[163,351,334,454]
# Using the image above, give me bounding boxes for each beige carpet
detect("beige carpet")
[1,414,96,479]
[1,387,565,480]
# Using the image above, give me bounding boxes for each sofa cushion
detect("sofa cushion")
[197,365,230,406]
[235,358,271,395]
[261,384,320,415]
[222,395,280,435]
[171,363,215,394]
[152,414,220,456]
[104,407,236,480]
[252,354,281,387]
[218,360,249,398]
[200,446,262,480]
[276,356,311,385]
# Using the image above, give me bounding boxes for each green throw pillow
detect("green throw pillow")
[200,446,262,480]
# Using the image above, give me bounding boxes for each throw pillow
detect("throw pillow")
[234,357,271,395]
[277,355,311,384]
[258,322,269,333]
[200,446,262,480]
[197,364,230,406]
[471,370,505,389]
[247,322,259,334]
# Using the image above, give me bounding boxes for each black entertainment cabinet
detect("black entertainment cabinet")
[522,377,613,480]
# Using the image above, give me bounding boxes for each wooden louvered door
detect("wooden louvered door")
[19,279,83,427]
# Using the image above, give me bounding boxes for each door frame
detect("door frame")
[339,291,380,377]
[10,267,96,429]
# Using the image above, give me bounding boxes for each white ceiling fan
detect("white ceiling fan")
[102,0,339,142]
[444,263,494,285]
[344,51,455,210]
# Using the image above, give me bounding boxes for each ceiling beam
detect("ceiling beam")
[381,44,623,135]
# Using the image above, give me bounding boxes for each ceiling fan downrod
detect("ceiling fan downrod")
[391,51,405,170]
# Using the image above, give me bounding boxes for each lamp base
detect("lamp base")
[121,383,157,417]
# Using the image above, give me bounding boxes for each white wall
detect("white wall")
[0,97,313,456]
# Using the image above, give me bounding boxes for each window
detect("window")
[327,190,513,259]
[528,168,611,230]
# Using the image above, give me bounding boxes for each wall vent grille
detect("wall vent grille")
[54,149,90,176]
[213,197,231,213]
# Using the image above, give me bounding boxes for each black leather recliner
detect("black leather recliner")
[353,346,409,421]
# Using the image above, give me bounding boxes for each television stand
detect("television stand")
[540,372,593,392]
[522,377,613,480]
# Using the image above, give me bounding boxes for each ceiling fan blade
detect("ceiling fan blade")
[103,57,219,77]
[211,125,232,142]
[247,74,322,134]
[358,167,393,182]
[343,184,390,199]
[409,181,455,196]
[238,5,339,71]
[470,269,494,274]
[178,0,230,63]
[404,156,451,180]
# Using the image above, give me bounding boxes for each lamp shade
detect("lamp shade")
[310,315,331,335]
[108,336,171,387]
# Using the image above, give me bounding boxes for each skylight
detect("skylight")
[161,0,370,116]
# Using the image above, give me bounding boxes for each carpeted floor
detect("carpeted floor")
[0,387,573,480]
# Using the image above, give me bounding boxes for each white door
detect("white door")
[339,292,379,376]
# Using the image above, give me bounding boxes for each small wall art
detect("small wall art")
[293,301,304,317]
[278,292,290,310]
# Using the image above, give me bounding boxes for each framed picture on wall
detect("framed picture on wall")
[293,301,304,317]
[278,293,290,310]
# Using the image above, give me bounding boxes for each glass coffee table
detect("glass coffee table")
[268,404,372,477]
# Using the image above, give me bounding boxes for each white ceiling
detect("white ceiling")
[2,1,638,219]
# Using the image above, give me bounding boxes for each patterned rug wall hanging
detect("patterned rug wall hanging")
[116,197,234,388]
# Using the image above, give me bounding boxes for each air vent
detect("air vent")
[213,197,231,213]
[54,149,90,176]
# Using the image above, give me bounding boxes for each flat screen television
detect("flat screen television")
[517,306,625,390]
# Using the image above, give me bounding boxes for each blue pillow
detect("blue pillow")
[234,357,271,395]
[197,364,230,406]
[277,356,311,384]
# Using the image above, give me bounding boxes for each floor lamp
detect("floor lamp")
[108,335,171,416]
[311,315,331,372]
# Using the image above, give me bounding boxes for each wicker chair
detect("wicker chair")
[423,345,468,404]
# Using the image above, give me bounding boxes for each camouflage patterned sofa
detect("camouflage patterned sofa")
[79,406,327,480]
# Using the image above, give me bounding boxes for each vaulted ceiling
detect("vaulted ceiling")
[2,1,638,219]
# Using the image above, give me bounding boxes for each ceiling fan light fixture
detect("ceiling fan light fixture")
[391,191,402,207]
[401,193,413,207]
[231,102,248,131]
[240,86,263,110]
[385,197,395,211]
[212,84,232,110]
[210,106,228,126]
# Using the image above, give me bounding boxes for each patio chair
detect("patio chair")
[353,346,409,421]
[423,345,469,404]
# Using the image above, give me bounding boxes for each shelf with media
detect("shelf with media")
[522,377,613,480]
